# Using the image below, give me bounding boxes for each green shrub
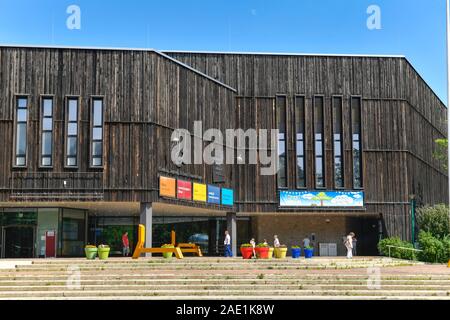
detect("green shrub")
[377,237,417,260]
[240,243,253,248]
[256,243,269,248]
[418,231,449,263]
[416,204,450,239]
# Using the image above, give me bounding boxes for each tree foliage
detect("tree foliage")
[416,204,450,239]
[433,138,448,170]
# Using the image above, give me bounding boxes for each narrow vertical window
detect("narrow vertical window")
[351,97,362,188]
[41,97,53,167]
[66,98,78,167]
[276,96,287,188]
[295,96,306,188]
[314,96,325,188]
[91,98,103,167]
[15,97,28,167]
[332,96,344,188]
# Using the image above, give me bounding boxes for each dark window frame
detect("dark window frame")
[313,95,326,189]
[64,96,80,169]
[332,95,345,189]
[350,95,363,189]
[39,95,55,168]
[13,94,30,168]
[294,95,307,189]
[275,94,288,189]
[89,96,104,169]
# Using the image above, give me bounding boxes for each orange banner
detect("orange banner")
[159,176,176,198]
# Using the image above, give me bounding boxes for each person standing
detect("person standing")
[352,235,357,256]
[344,232,355,259]
[224,230,232,257]
[250,238,256,258]
[273,235,280,248]
[302,235,310,249]
[122,232,130,257]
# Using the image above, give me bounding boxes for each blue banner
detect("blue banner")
[221,188,234,206]
[207,185,221,204]
[279,190,364,207]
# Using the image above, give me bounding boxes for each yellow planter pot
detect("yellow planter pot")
[274,247,287,259]
[267,248,274,259]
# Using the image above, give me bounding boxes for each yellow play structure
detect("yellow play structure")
[132,224,203,259]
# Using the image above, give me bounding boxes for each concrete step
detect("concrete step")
[0,284,449,292]
[0,289,449,298]
[1,279,450,286]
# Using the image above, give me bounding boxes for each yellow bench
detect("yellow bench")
[132,224,184,259]
[171,230,203,257]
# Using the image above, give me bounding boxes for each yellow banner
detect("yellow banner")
[193,183,207,202]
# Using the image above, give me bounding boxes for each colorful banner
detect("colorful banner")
[193,183,207,202]
[177,180,192,200]
[159,176,176,198]
[207,185,221,204]
[221,188,234,206]
[279,190,364,207]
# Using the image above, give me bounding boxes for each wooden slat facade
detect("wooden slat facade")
[0,46,447,241]
[166,52,448,240]
[0,47,236,209]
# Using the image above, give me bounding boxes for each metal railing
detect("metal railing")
[386,245,423,260]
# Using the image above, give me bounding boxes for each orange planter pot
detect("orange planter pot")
[240,247,253,259]
[255,247,270,259]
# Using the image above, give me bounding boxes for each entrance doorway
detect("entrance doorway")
[1,226,36,258]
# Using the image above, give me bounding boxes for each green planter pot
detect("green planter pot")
[162,245,175,259]
[98,248,110,260]
[85,247,98,260]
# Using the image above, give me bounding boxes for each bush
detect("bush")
[240,243,252,248]
[418,231,449,263]
[416,204,450,239]
[256,243,269,248]
[377,237,417,260]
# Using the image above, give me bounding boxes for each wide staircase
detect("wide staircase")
[0,257,449,299]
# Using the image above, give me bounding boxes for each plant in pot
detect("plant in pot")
[98,244,110,260]
[85,245,98,260]
[274,245,288,259]
[161,244,175,258]
[291,245,301,259]
[255,243,270,259]
[240,243,253,259]
[304,245,314,259]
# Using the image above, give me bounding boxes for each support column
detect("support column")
[226,212,237,257]
[140,203,152,257]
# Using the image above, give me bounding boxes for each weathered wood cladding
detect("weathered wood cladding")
[167,52,448,239]
[0,47,236,204]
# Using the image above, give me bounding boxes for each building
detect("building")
[0,45,447,258]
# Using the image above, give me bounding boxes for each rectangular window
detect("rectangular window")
[15,97,28,167]
[332,96,344,188]
[295,96,306,188]
[66,98,79,167]
[276,95,287,188]
[314,96,325,188]
[351,97,363,188]
[40,97,53,167]
[91,98,104,167]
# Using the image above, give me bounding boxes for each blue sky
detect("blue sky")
[0,0,447,104]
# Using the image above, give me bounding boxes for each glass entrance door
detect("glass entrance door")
[1,226,35,258]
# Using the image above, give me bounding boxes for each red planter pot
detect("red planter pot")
[255,247,270,259]
[240,247,253,259]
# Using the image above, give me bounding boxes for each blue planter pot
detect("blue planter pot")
[304,248,314,259]
[291,248,301,258]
